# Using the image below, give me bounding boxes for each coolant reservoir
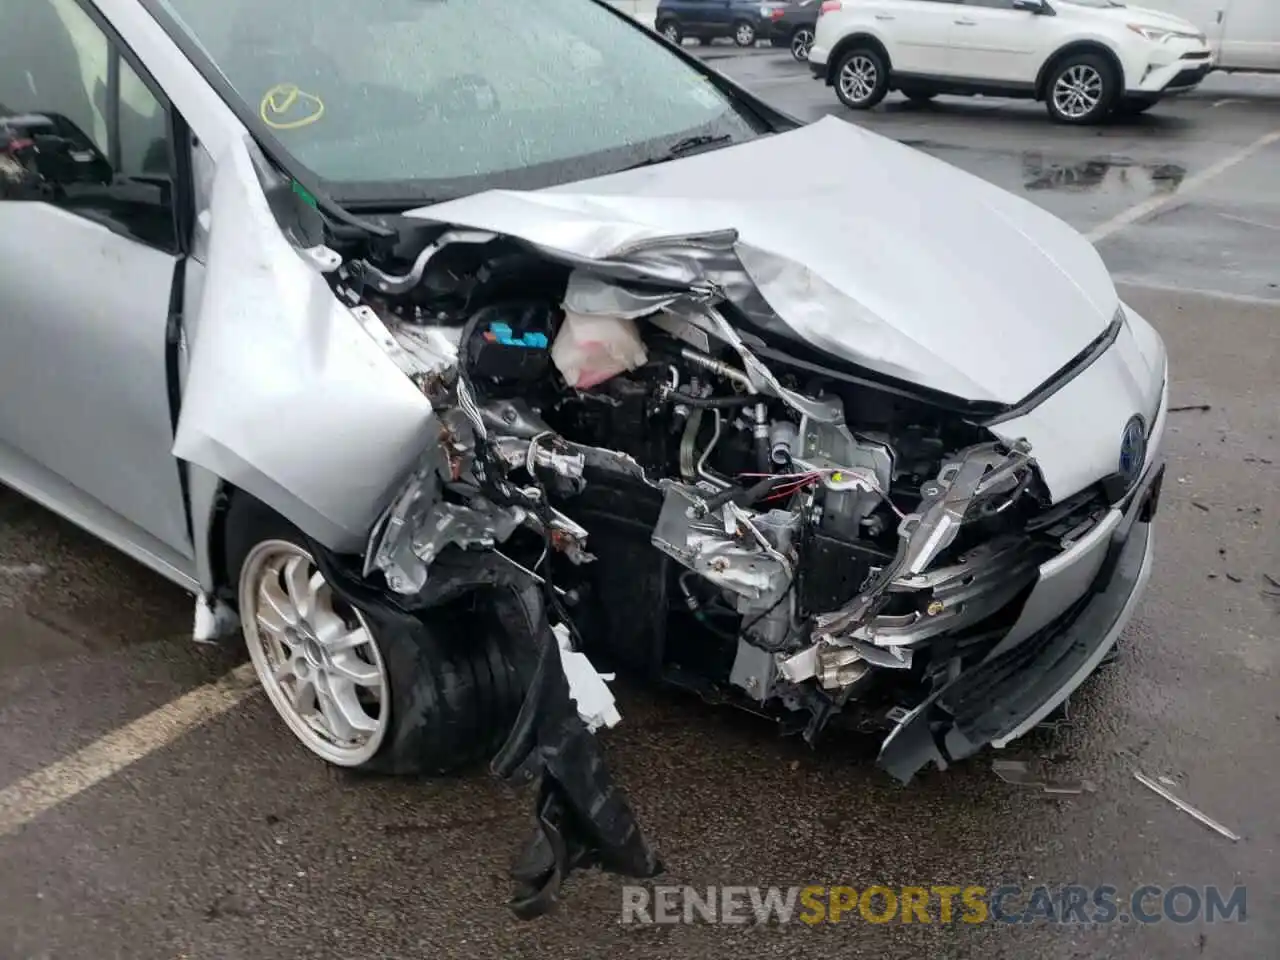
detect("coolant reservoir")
[551,310,648,389]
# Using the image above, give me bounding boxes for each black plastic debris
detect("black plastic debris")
[489,585,660,920]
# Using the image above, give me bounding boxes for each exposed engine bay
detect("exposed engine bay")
[324,230,1109,739]
[285,223,1131,917]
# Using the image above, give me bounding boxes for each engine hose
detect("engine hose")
[662,391,757,409]
[754,435,771,473]
[699,475,782,514]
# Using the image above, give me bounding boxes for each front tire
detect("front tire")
[834,47,889,110]
[229,501,526,775]
[790,26,815,62]
[658,19,682,45]
[1045,53,1116,125]
[733,20,757,47]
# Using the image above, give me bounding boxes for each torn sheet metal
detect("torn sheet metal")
[173,135,436,551]
[814,442,1035,641]
[651,483,790,603]
[407,116,1120,406]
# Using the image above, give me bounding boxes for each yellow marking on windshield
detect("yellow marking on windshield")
[260,84,325,130]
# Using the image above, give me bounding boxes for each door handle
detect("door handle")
[874,13,895,19]
[955,18,978,25]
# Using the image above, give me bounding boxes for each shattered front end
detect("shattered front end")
[180,137,1165,914]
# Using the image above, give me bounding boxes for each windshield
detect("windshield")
[146,0,767,204]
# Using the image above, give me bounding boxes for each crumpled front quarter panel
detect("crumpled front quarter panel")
[172,136,436,551]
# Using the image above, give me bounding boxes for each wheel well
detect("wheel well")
[1036,42,1125,100]
[825,33,891,85]
[210,483,276,602]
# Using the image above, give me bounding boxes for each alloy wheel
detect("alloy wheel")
[1052,64,1104,120]
[791,28,814,61]
[241,539,389,766]
[736,22,756,45]
[839,55,879,104]
[662,23,680,43]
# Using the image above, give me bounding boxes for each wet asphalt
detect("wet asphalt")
[1,45,1278,960]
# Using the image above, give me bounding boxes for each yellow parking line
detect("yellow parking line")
[0,663,258,836]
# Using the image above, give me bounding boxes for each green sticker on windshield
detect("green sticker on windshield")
[291,180,318,208]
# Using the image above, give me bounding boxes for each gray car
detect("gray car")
[0,0,1165,916]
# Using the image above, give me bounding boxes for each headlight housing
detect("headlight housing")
[1127,23,1204,43]
[1128,24,1174,42]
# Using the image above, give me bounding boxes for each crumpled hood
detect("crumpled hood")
[409,116,1120,405]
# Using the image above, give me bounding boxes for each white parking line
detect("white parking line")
[1218,211,1280,232]
[1086,128,1280,244]
[0,663,258,836]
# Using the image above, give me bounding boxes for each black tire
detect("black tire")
[1044,52,1117,125]
[790,26,815,62]
[903,88,937,104]
[657,19,682,45]
[733,20,757,47]
[224,495,528,775]
[1115,97,1156,116]
[833,46,889,110]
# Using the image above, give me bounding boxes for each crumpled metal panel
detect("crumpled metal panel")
[172,136,437,551]
[406,115,1121,406]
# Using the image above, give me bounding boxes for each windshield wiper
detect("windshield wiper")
[627,133,736,169]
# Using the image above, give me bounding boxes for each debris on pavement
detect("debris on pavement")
[1190,500,1211,512]
[1168,404,1212,413]
[992,759,1098,796]
[1133,771,1242,842]
[1264,574,1280,591]
[192,593,239,644]
[1225,573,1243,584]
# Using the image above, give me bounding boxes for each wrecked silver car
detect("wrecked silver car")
[0,0,1165,917]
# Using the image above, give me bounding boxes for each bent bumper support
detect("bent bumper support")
[878,500,1155,782]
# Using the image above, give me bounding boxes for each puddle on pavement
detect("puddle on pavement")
[1022,153,1187,195]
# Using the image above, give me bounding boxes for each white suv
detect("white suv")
[809,0,1215,123]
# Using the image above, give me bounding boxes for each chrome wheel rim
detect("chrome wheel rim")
[241,540,388,766]
[792,29,814,60]
[1052,64,1103,119]
[839,55,878,103]
[662,23,679,42]
[736,23,755,44]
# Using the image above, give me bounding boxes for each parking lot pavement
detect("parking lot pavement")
[1,55,1278,960]
[707,48,1280,301]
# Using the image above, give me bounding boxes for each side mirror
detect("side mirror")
[1012,0,1047,11]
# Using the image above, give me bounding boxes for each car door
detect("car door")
[672,0,712,34]
[0,0,195,576]
[948,0,1058,84]
[1220,0,1280,71]
[880,0,962,76]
